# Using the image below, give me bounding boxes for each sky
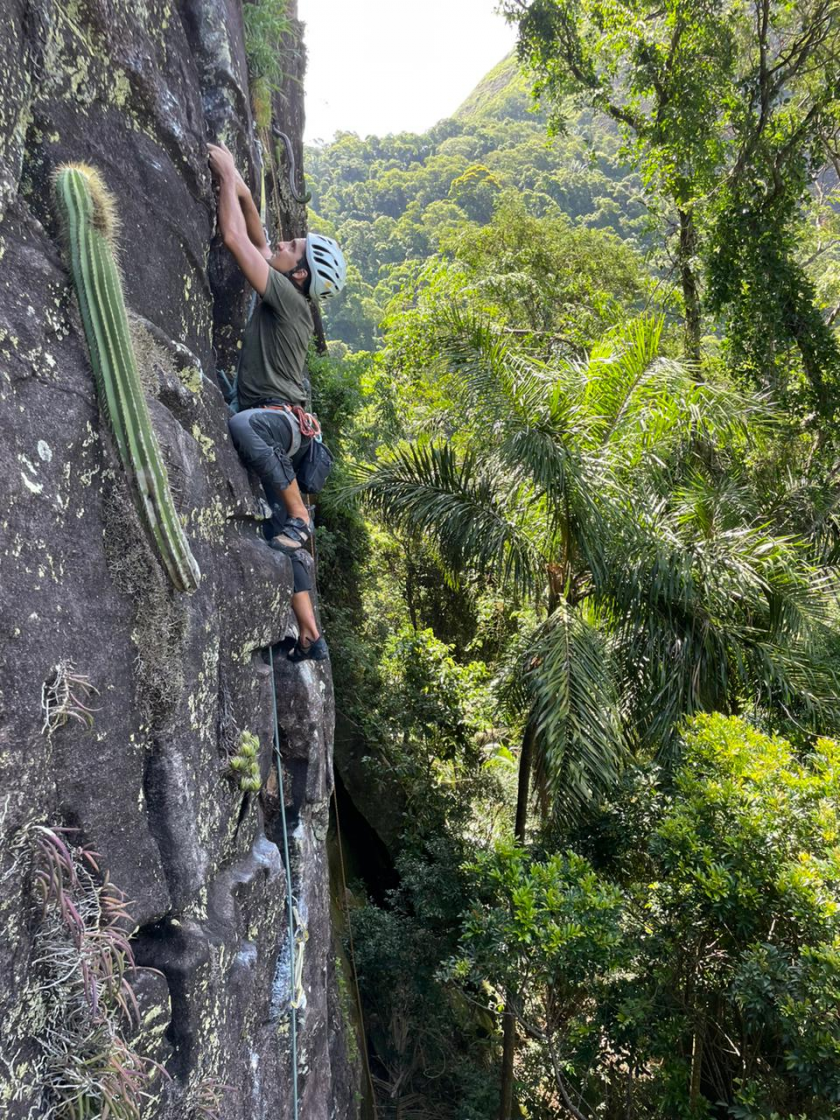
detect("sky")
[298,0,516,144]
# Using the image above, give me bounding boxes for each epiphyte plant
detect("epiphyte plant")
[41,661,100,736]
[52,162,201,594]
[31,825,167,1119]
[229,730,262,793]
[188,1075,234,1120]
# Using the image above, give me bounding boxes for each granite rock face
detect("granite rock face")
[0,2,358,1116]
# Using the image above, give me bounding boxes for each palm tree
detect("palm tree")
[355,313,840,1118]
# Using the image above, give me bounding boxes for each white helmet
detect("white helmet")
[305,233,347,299]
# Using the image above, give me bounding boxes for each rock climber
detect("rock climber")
[207,140,346,662]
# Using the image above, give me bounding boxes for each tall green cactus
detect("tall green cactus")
[53,163,201,593]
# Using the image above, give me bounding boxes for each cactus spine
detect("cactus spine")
[54,164,201,593]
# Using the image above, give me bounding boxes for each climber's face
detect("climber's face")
[271,238,308,279]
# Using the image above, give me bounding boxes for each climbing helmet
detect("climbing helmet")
[305,233,347,300]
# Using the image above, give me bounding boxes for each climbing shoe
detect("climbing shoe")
[288,635,329,663]
[261,503,287,542]
[269,516,314,555]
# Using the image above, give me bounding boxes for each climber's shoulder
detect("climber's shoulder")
[262,268,308,319]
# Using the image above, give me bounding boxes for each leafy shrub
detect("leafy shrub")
[454,716,840,1119]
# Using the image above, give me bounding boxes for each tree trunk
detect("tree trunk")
[689,1015,705,1110]
[498,1008,517,1120]
[405,553,418,630]
[678,207,702,363]
[309,298,328,355]
[514,724,534,844]
[498,727,535,1120]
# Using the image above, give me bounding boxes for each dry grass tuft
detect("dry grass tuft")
[41,662,101,736]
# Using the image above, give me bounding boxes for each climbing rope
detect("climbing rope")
[269,645,300,1120]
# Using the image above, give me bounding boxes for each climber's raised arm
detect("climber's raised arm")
[233,166,270,256]
[208,143,269,295]
[210,142,269,255]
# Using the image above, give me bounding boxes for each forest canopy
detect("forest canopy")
[310,10,840,1119]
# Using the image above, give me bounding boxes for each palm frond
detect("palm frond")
[351,440,544,597]
[438,307,595,506]
[562,317,770,469]
[526,602,627,817]
[439,306,554,428]
[600,482,840,750]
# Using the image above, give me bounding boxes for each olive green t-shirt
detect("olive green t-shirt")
[236,268,313,410]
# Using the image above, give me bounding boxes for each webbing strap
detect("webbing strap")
[276,408,302,456]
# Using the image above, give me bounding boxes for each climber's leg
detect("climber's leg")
[228,408,309,523]
[288,552,328,661]
[291,592,321,647]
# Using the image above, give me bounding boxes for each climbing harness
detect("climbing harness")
[272,127,312,204]
[269,645,300,1120]
[260,403,322,440]
[258,404,333,493]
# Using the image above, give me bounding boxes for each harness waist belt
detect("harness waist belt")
[258,402,322,451]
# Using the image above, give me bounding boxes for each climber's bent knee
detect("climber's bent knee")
[228,408,297,491]
[290,550,312,594]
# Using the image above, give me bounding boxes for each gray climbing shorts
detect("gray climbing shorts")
[228,407,311,494]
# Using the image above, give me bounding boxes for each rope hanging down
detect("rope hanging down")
[269,645,300,1120]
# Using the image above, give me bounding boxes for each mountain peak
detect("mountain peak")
[454,52,537,122]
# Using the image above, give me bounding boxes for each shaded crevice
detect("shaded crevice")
[263,749,301,849]
[131,915,211,1081]
[233,790,251,835]
[141,735,203,905]
[332,768,398,904]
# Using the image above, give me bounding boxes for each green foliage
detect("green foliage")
[448,164,502,224]
[356,313,840,812]
[307,80,649,348]
[707,180,840,419]
[504,0,840,410]
[349,836,500,1120]
[455,715,840,1118]
[53,164,200,593]
[379,626,492,766]
[309,42,840,1120]
[437,193,646,346]
[243,0,291,91]
[457,840,625,994]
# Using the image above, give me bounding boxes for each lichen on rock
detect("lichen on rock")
[0,1,359,1117]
